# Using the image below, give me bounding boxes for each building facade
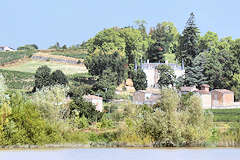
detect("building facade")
[0,46,15,52]
[211,89,234,107]
[141,60,185,88]
[132,89,161,105]
[83,95,103,112]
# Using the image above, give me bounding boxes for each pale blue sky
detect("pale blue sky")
[1,0,240,49]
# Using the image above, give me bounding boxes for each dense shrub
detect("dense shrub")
[85,52,127,85]
[119,89,213,147]
[0,92,64,145]
[91,69,117,100]
[50,70,68,86]
[31,85,70,122]
[34,65,51,90]
[69,97,103,123]
[34,66,68,91]
[132,68,147,90]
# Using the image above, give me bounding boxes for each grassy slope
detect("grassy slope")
[0,50,33,65]
[208,109,240,122]
[0,69,34,90]
[2,60,88,75]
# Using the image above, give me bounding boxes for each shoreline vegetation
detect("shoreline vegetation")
[1,141,240,150]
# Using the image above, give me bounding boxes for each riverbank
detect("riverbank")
[1,141,240,150]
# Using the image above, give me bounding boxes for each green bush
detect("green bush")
[0,93,64,145]
[34,65,51,90]
[69,97,103,123]
[97,114,114,129]
[132,68,147,90]
[50,70,68,86]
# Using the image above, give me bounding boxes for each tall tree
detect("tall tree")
[148,22,179,63]
[177,12,200,67]
[91,69,118,100]
[132,68,147,90]
[184,53,208,87]
[157,64,176,88]
[84,52,127,85]
[199,31,219,52]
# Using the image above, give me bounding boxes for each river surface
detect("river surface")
[0,148,240,160]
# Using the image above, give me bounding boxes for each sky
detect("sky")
[1,0,240,49]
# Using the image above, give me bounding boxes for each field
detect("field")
[0,69,34,90]
[1,60,88,75]
[0,51,33,65]
[208,109,240,122]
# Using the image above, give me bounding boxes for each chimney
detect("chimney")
[200,84,210,92]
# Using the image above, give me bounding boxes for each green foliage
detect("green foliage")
[184,53,208,87]
[0,51,33,66]
[120,27,148,64]
[122,89,213,147]
[34,65,52,90]
[34,66,68,91]
[132,68,147,90]
[0,92,64,145]
[157,64,176,88]
[69,97,102,123]
[86,27,126,54]
[17,44,38,50]
[148,22,179,62]
[72,113,89,129]
[89,132,117,143]
[92,69,117,100]
[31,85,70,122]
[85,52,127,85]
[86,27,149,65]
[50,51,88,59]
[177,12,200,67]
[199,31,219,52]
[97,114,114,129]
[50,70,68,86]
[208,109,240,122]
[0,69,34,90]
[204,51,240,89]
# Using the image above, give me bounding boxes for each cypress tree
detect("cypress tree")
[177,12,200,67]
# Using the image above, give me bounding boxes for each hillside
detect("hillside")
[0,50,88,90]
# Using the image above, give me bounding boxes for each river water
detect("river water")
[0,148,239,160]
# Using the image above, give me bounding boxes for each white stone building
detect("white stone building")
[141,60,185,88]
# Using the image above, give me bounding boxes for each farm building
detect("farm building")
[198,84,211,109]
[0,46,15,52]
[83,95,103,112]
[211,89,234,107]
[180,84,235,109]
[132,89,160,105]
